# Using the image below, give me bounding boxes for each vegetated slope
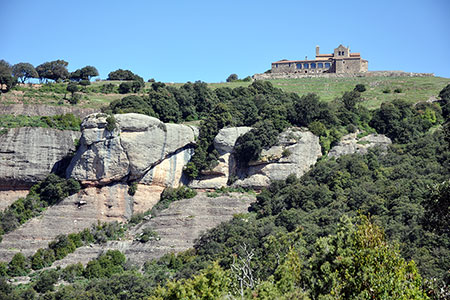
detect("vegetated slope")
[1,82,448,299]
[51,192,255,269]
[1,76,447,111]
[6,129,447,300]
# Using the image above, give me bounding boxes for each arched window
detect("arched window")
[311,63,316,69]
[325,63,331,68]
[318,63,323,68]
[304,63,309,69]
[296,63,302,69]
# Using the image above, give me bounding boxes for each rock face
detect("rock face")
[328,132,392,158]
[0,127,80,189]
[190,127,322,190]
[189,127,252,189]
[67,113,197,185]
[0,104,96,118]
[0,183,132,261]
[234,128,322,189]
[51,191,256,268]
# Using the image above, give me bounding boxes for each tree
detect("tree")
[80,65,99,80]
[12,63,38,83]
[7,252,29,276]
[118,82,132,94]
[227,73,238,82]
[107,69,136,81]
[423,180,450,235]
[309,216,428,299]
[67,83,79,98]
[36,60,69,82]
[0,60,16,92]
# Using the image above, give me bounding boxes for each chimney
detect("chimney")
[316,45,320,57]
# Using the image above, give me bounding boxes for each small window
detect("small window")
[304,63,309,69]
[296,63,302,69]
[275,64,278,68]
[311,63,316,69]
[318,63,323,68]
[289,63,291,67]
[325,63,331,68]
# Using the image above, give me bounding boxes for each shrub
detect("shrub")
[79,79,91,86]
[7,253,29,276]
[394,88,402,93]
[226,74,238,82]
[382,88,391,93]
[118,82,132,94]
[69,92,82,105]
[354,84,366,92]
[101,83,116,94]
[128,182,138,196]
[106,115,117,132]
[138,228,160,243]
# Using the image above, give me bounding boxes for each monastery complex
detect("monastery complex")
[272,45,368,75]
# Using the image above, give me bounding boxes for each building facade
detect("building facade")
[271,45,368,74]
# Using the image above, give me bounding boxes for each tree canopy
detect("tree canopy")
[12,63,38,83]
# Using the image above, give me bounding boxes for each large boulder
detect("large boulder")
[67,113,197,185]
[234,128,322,189]
[0,127,80,189]
[328,132,391,158]
[190,127,252,189]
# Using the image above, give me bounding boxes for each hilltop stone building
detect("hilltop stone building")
[271,45,368,75]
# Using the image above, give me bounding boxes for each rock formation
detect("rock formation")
[0,182,157,262]
[189,127,252,189]
[190,127,322,189]
[67,113,197,186]
[234,128,322,189]
[0,127,80,189]
[51,192,255,268]
[0,104,96,118]
[328,132,392,158]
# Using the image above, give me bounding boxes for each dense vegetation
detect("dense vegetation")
[0,113,81,131]
[0,174,80,241]
[106,80,444,178]
[1,74,449,298]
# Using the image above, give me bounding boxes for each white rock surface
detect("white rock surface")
[67,113,197,184]
[0,127,80,189]
[328,132,391,158]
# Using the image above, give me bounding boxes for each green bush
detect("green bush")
[106,115,117,132]
[118,82,132,94]
[354,83,366,92]
[128,182,138,196]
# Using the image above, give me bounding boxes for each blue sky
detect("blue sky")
[1,0,449,82]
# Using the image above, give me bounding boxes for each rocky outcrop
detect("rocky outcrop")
[190,127,322,190]
[52,191,256,268]
[328,132,392,158]
[0,104,96,118]
[234,128,322,189]
[67,113,197,185]
[0,181,166,262]
[0,190,29,211]
[190,127,252,189]
[0,127,80,189]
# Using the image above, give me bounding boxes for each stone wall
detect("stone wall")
[253,70,434,80]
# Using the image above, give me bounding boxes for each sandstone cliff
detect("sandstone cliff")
[0,104,96,118]
[190,127,322,190]
[328,132,391,158]
[0,127,80,190]
[67,113,197,186]
[52,192,255,268]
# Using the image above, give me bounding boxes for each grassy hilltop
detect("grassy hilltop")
[1,76,448,111]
